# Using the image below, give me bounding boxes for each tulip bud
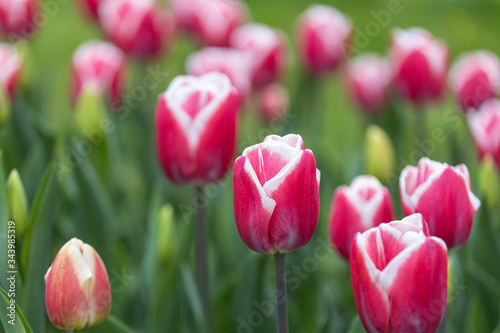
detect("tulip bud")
[157,204,175,262]
[479,154,500,210]
[399,157,481,249]
[329,175,395,259]
[351,214,448,333]
[295,5,352,74]
[156,72,240,185]
[0,0,38,39]
[74,84,107,136]
[229,23,288,88]
[45,238,112,330]
[257,83,289,124]
[0,43,23,99]
[467,99,500,168]
[390,27,448,106]
[0,86,10,127]
[448,50,500,112]
[6,169,28,238]
[233,134,320,254]
[364,125,396,184]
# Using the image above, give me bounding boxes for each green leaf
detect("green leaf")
[0,287,33,333]
[180,263,203,332]
[99,314,137,333]
[0,151,10,291]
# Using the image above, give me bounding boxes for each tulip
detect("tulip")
[329,175,395,259]
[45,238,111,330]
[70,40,127,108]
[0,43,23,99]
[257,82,289,124]
[345,53,390,114]
[0,0,37,39]
[364,125,396,184]
[448,50,500,112]
[98,0,174,59]
[399,157,480,249]
[233,134,320,254]
[76,0,103,20]
[156,72,239,185]
[467,99,500,168]
[351,214,448,333]
[6,169,28,238]
[186,47,252,102]
[230,23,288,88]
[295,4,352,74]
[390,27,448,106]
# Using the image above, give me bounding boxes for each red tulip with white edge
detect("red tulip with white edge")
[467,99,500,168]
[71,40,127,108]
[350,213,448,333]
[448,50,500,112]
[233,134,320,254]
[0,44,22,99]
[156,72,239,185]
[329,175,395,260]
[0,0,38,38]
[295,4,352,74]
[230,23,288,88]
[390,27,448,106]
[399,157,480,249]
[45,238,112,330]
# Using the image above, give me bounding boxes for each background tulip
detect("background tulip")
[329,175,395,259]
[467,99,500,168]
[399,157,481,249]
[257,82,289,124]
[233,134,320,254]
[0,0,37,38]
[448,50,500,112]
[295,4,352,74]
[0,43,23,99]
[45,238,112,330]
[156,72,239,185]
[351,214,448,333]
[390,27,448,105]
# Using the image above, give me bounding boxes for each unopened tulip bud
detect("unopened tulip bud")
[6,169,28,237]
[467,99,500,168]
[74,84,107,136]
[257,83,289,124]
[157,204,174,262]
[0,86,10,127]
[364,125,396,184]
[479,154,500,210]
[45,238,112,330]
[0,43,23,99]
[0,0,38,39]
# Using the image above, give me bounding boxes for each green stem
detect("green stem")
[415,105,426,148]
[274,253,289,333]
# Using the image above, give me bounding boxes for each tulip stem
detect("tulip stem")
[415,106,426,146]
[195,186,211,333]
[274,253,289,333]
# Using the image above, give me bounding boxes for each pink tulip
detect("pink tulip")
[230,23,288,88]
[70,40,127,108]
[76,0,103,20]
[156,72,239,185]
[99,0,174,59]
[186,47,252,102]
[329,175,395,260]
[448,50,500,112]
[399,157,480,249]
[295,4,352,74]
[0,0,37,38]
[345,53,391,114]
[233,134,320,253]
[257,82,289,123]
[467,99,500,168]
[45,238,111,330]
[0,44,22,98]
[390,27,448,106]
[351,214,448,333]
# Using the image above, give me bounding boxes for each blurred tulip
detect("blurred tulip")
[329,175,395,259]
[186,47,252,101]
[0,85,9,126]
[364,125,396,184]
[156,72,239,185]
[448,50,500,112]
[99,0,174,59]
[6,169,28,238]
[351,214,448,333]
[230,23,287,88]
[71,40,127,108]
[467,99,500,168]
[0,0,37,38]
[233,134,320,253]
[295,4,352,74]
[345,53,390,114]
[45,238,112,330]
[157,204,175,262]
[0,43,23,98]
[257,82,289,124]
[74,84,107,136]
[399,157,480,249]
[479,154,500,210]
[390,27,448,106]
[76,0,103,20]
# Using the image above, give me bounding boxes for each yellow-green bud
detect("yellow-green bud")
[74,84,107,137]
[0,86,11,127]
[157,204,175,262]
[364,125,396,185]
[6,169,28,237]
[479,154,500,210]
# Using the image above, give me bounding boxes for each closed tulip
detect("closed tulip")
[156,72,239,185]
[390,27,448,106]
[233,134,320,253]
[0,0,37,38]
[295,4,352,74]
[449,50,500,112]
[45,238,111,330]
[329,175,395,259]
[467,99,500,168]
[351,214,448,333]
[230,23,288,88]
[76,0,103,20]
[0,44,23,99]
[257,82,289,124]
[99,0,174,59]
[399,157,480,249]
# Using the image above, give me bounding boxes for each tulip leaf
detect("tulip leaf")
[346,315,364,333]
[0,151,10,291]
[180,263,203,332]
[100,314,137,333]
[0,287,33,333]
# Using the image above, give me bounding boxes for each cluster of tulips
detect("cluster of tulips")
[1,0,499,332]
